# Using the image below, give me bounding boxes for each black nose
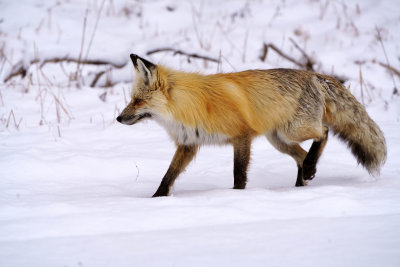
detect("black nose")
[116,116,122,123]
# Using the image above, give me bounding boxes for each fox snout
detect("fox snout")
[116,112,152,125]
[116,115,124,123]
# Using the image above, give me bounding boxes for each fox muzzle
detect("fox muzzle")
[116,113,152,125]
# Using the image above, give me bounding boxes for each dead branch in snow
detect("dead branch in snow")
[3,57,128,86]
[38,57,126,69]
[4,64,27,83]
[146,48,220,63]
[260,41,314,71]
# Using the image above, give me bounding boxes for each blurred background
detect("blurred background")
[1,0,399,128]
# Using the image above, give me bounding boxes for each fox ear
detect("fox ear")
[130,54,156,85]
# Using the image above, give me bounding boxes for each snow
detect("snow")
[1,0,400,266]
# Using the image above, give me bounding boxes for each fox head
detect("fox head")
[117,54,168,125]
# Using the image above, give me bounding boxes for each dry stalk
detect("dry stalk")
[122,86,128,105]
[105,67,113,87]
[6,109,22,130]
[289,38,314,70]
[75,9,89,83]
[221,54,236,72]
[358,64,365,105]
[242,29,249,63]
[99,91,107,102]
[0,47,7,77]
[113,104,120,123]
[84,0,106,60]
[217,50,222,72]
[33,43,46,125]
[135,162,140,181]
[376,26,398,95]
[191,1,205,49]
[40,68,72,121]
[0,89,4,106]
[375,61,400,78]
[90,70,106,87]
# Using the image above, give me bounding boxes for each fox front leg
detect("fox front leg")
[152,145,199,197]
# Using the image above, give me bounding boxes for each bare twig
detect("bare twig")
[40,57,126,68]
[76,9,89,82]
[90,70,106,87]
[113,104,120,123]
[376,26,398,95]
[374,60,400,78]
[6,110,22,130]
[4,63,27,82]
[146,48,220,63]
[358,64,365,105]
[40,68,73,120]
[99,91,107,102]
[259,43,307,69]
[221,54,236,72]
[242,29,249,63]
[84,0,106,60]
[135,162,140,181]
[122,87,128,105]
[289,38,315,71]
[0,89,4,106]
[217,50,222,72]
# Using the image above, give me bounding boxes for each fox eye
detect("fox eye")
[133,98,142,105]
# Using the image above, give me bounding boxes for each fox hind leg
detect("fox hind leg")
[303,126,329,181]
[266,131,307,186]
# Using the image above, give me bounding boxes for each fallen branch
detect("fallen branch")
[4,64,27,83]
[90,70,107,87]
[3,56,128,85]
[39,57,127,69]
[260,42,314,71]
[146,48,220,63]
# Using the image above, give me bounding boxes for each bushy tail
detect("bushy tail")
[320,77,387,174]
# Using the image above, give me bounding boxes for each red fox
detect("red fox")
[117,54,387,197]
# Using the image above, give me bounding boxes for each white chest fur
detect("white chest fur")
[153,114,228,145]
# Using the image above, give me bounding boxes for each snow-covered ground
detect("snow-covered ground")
[1,1,399,266]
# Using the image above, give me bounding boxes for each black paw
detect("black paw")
[295,178,307,187]
[303,161,317,180]
[152,187,169,197]
[233,182,246,189]
[303,165,317,180]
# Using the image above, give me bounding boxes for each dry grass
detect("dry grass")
[5,109,22,130]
